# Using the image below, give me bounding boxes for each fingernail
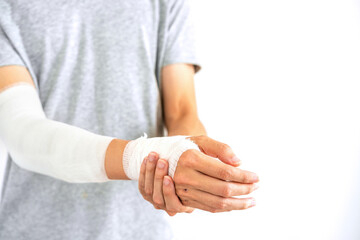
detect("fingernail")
[253,185,260,191]
[144,157,148,164]
[253,175,259,182]
[249,198,256,207]
[231,156,241,164]
[164,178,170,186]
[149,153,156,162]
[157,161,165,169]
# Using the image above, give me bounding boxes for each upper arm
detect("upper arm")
[161,63,199,122]
[0,65,35,92]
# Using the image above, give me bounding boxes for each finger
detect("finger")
[186,150,259,183]
[144,152,159,197]
[138,156,148,197]
[177,169,259,197]
[178,187,256,211]
[166,211,177,216]
[181,199,218,213]
[152,159,168,208]
[182,198,255,213]
[163,176,193,213]
[187,136,241,166]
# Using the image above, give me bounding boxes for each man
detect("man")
[0,0,259,239]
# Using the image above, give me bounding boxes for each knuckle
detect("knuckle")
[157,204,165,209]
[182,159,193,168]
[144,188,152,196]
[140,166,146,174]
[242,173,250,183]
[210,208,218,213]
[220,144,233,155]
[181,199,190,206]
[154,174,164,181]
[153,197,163,206]
[167,206,178,212]
[143,195,151,202]
[218,168,232,181]
[180,149,198,166]
[138,182,145,190]
[173,173,186,185]
[186,148,198,156]
[190,148,200,156]
[180,149,191,159]
[215,199,227,210]
[221,184,233,197]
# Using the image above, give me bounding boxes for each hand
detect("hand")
[138,152,194,216]
[173,135,260,213]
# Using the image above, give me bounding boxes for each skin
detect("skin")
[0,64,259,216]
[138,64,259,215]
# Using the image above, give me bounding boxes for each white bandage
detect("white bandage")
[0,84,114,183]
[122,133,200,180]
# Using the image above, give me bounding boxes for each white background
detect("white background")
[1,0,360,239]
[168,0,360,239]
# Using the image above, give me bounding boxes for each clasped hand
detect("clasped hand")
[138,135,259,216]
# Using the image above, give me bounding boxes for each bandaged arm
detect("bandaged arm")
[0,84,199,183]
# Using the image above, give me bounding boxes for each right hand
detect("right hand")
[173,135,260,213]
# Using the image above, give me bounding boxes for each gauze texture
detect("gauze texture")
[0,84,114,182]
[123,133,200,179]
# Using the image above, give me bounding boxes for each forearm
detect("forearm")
[0,84,131,182]
[166,114,207,136]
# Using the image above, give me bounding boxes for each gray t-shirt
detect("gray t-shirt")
[0,0,200,239]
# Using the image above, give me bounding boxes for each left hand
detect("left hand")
[173,135,259,213]
[138,152,194,216]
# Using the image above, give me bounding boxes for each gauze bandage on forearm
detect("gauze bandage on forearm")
[0,84,114,183]
[122,134,200,180]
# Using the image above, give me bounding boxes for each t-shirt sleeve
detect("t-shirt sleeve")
[0,26,26,68]
[161,0,201,73]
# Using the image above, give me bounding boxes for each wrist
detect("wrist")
[167,118,207,137]
[105,138,130,180]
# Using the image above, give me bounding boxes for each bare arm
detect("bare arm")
[161,64,207,136]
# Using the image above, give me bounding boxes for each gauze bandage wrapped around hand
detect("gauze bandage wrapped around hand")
[122,134,200,180]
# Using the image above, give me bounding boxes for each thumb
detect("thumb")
[187,136,241,167]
